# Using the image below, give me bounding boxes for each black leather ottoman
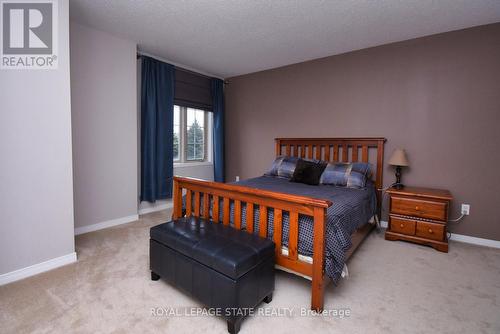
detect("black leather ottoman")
[150,216,275,334]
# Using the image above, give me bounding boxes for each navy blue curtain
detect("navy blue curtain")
[140,56,175,202]
[211,78,225,182]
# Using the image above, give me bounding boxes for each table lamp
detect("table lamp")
[388,148,409,189]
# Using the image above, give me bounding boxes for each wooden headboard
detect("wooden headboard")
[275,137,387,203]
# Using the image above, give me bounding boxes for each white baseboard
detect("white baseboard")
[138,202,173,215]
[380,220,500,249]
[0,252,77,286]
[449,233,500,249]
[74,214,139,236]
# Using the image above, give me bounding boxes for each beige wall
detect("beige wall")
[70,22,138,229]
[0,0,75,275]
[225,23,500,241]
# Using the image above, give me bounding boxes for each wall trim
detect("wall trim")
[449,233,500,249]
[138,202,173,215]
[380,220,500,249]
[0,252,77,286]
[74,214,139,236]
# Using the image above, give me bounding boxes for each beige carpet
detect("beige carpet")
[1,210,500,334]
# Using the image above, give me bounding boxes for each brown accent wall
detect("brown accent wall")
[225,23,500,241]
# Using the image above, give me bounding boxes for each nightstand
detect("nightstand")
[385,186,453,252]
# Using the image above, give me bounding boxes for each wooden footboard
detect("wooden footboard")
[172,176,332,311]
[172,137,386,311]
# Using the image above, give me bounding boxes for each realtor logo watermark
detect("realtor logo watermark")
[150,306,352,319]
[1,0,58,69]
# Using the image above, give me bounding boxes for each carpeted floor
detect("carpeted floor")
[1,210,500,334]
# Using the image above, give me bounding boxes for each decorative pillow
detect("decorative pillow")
[265,156,285,176]
[265,156,300,179]
[320,162,372,188]
[290,159,327,185]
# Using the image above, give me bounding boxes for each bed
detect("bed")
[172,137,386,311]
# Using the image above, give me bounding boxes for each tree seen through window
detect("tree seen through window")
[173,106,208,162]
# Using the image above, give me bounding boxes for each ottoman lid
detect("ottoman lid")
[150,217,275,280]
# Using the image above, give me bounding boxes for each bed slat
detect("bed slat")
[223,198,230,225]
[213,195,220,222]
[362,145,369,163]
[325,145,330,162]
[273,209,283,257]
[186,190,192,216]
[289,211,299,260]
[194,191,200,217]
[246,203,254,233]
[234,200,242,229]
[342,144,348,162]
[203,193,210,219]
[315,145,321,160]
[352,144,358,162]
[259,205,268,237]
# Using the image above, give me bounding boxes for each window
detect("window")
[173,105,212,164]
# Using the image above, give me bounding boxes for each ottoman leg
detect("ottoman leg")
[263,293,273,303]
[227,318,242,334]
[151,271,160,281]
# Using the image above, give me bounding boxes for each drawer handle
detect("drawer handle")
[415,206,420,211]
[428,229,433,234]
[400,224,404,228]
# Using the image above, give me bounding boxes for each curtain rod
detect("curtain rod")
[137,53,210,78]
[137,53,228,84]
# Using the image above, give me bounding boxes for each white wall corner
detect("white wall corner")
[0,252,77,286]
[74,214,139,236]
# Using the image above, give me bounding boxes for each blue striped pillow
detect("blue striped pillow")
[265,156,300,179]
[265,156,324,179]
[320,162,372,188]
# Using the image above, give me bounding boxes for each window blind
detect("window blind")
[174,68,212,111]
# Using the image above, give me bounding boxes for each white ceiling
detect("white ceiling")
[70,0,500,78]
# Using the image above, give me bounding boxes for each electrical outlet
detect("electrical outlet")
[461,204,470,215]
[235,176,240,182]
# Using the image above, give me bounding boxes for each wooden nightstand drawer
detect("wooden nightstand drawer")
[416,221,445,241]
[386,186,452,252]
[391,196,447,221]
[389,216,416,236]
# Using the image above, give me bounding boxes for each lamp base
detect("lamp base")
[394,166,403,189]
[393,183,404,190]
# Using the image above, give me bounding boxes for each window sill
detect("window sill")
[174,161,214,168]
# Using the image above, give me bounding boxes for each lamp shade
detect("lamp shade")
[388,148,409,167]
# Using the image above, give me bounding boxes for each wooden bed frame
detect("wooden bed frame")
[172,137,386,311]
